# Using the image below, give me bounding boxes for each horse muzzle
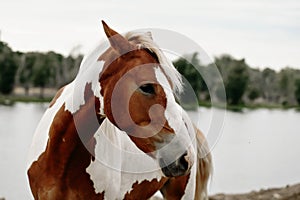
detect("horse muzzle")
[159,151,193,177]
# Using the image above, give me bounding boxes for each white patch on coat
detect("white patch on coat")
[86,118,163,200]
[65,43,107,113]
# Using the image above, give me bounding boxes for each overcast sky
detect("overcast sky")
[0,0,299,71]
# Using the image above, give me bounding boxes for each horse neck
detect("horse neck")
[45,83,104,176]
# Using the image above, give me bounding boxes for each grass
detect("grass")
[0,95,52,105]
[197,101,300,112]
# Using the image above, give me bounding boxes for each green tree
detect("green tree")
[246,68,263,102]
[0,42,18,94]
[261,68,278,102]
[278,68,296,105]
[295,79,300,105]
[224,59,249,105]
[214,55,249,105]
[248,87,260,101]
[18,53,36,95]
[45,51,63,87]
[173,53,207,102]
[214,54,233,81]
[32,54,52,98]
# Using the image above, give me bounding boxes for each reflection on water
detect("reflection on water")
[0,103,300,199]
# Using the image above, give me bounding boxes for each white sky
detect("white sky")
[0,0,299,71]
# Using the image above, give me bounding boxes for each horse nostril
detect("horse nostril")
[179,152,189,171]
[159,151,191,177]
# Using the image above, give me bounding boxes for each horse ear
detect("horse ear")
[101,20,133,54]
[145,31,153,40]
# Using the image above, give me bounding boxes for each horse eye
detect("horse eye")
[139,84,155,95]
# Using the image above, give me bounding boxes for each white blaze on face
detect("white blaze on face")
[154,67,194,164]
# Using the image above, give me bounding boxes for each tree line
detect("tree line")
[0,41,82,98]
[1,40,300,106]
[173,53,300,107]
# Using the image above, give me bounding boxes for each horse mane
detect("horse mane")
[125,31,183,94]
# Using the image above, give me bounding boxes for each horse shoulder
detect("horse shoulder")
[27,103,76,198]
[28,83,105,199]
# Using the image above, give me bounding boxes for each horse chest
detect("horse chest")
[86,118,165,200]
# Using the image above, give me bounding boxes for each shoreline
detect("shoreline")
[209,183,300,200]
[1,95,299,112]
[0,95,52,105]
[2,184,298,200]
[1,87,300,111]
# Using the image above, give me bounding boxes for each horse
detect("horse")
[27,21,212,200]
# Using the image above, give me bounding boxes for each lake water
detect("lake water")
[0,103,300,199]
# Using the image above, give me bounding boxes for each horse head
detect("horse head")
[98,21,195,177]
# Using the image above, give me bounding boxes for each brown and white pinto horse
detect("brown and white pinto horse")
[27,21,212,200]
